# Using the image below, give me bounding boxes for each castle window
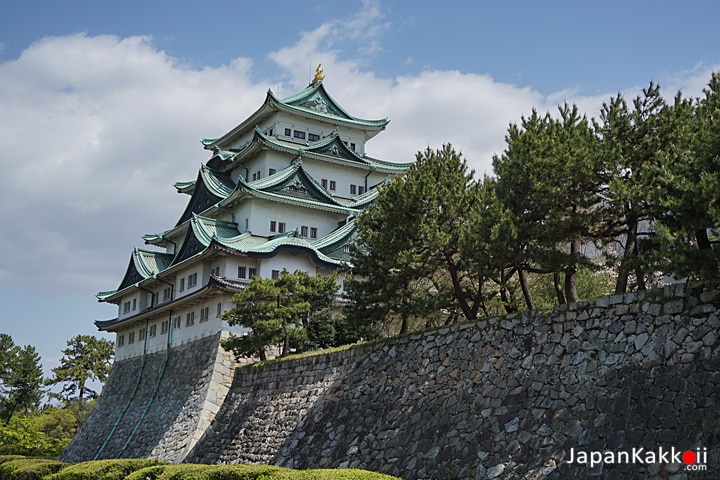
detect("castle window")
[180,278,185,292]
[217,303,222,317]
[117,335,125,347]
[278,222,286,233]
[173,316,181,330]
[270,221,276,233]
[308,133,320,141]
[358,186,365,195]
[321,179,328,189]
[301,226,309,237]
[310,227,318,239]
[161,320,169,335]
[350,184,357,195]
[132,298,137,311]
[200,307,210,323]
[293,130,306,140]
[284,128,291,136]
[128,332,135,344]
[269,168,276,175]
[163,287,171,301]
[139,328,146,341]
[238,266,247,279]
[350,143,356,151]
[188,273,197,288]
[249,268,257,278]
[149,325,157,337]
[329,180,336,191]
[186,312,195,327]
[272,270,280,279]
[123,301,131,314]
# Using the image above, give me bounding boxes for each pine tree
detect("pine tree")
[0,338,44,425]
[47,335,114,404]
[222,270,338,359]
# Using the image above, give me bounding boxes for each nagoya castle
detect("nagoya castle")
[60,68,409,462]
[96,66,408,362]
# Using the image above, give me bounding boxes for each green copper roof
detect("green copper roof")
[202,82,389,151]
[209,126,408,175]
[175,165,235,226]
[277,81,388,128]
[99,248,174,300]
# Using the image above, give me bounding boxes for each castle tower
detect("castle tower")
[95,73,410,361]
[61,73,410,463]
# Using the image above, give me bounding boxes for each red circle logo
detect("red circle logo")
[682,450,697,465]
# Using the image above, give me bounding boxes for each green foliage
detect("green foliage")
[492,104,601,305]
[45,459,166,480]
[0,400,93,457]
[0,335,44,425]
[126,463,400,480]
[0,457,66,480]
[46,335,114,404]
[222,270,339,360]
[347,144,491,336]
[0,407,77,457]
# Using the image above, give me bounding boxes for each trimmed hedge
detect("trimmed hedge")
[125,464,400,480]
[0,457,399,480]
[45,459,167,480]
[0,458,65,480]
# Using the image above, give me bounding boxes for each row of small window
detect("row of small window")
[237,266,257,279]
[269,221,318,238]
[250,168,277,181]
[122,299,138,314]
[282,128,321,142]
[179,273,197,292]
[116,305,221,347]
[350,184,366,196]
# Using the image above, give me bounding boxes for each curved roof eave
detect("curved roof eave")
[277,81,388,129]
[220,184,359,215]
[95,275,248,332]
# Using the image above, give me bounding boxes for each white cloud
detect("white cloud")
[1,16,717,299]
[0,34,266,292]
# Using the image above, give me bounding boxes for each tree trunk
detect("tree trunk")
[445,253,477,321]
[615,213,638,294]
[518,268,535,311]
[500,286,516,313]
[696,228,712,250]
[564,241,579,303]
[553,272,566,305]
[399,314,409,335]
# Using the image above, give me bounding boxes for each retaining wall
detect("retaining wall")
[65,282,720,479]
[61,332,236,463]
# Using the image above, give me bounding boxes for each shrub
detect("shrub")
[0,457,66,480]
[126,464,399,480]
[45,459,166,480]
[126,464,290,480]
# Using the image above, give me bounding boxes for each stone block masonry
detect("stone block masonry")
[61,332,237,463]
[64,282,720,479]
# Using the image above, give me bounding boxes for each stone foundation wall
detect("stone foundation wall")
[187,282,720,479]
[65,282,720,479]
[61,332,236,463]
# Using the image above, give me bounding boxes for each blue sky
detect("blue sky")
[1,0,719,387]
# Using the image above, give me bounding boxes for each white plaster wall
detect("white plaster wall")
[239,199,345,239]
